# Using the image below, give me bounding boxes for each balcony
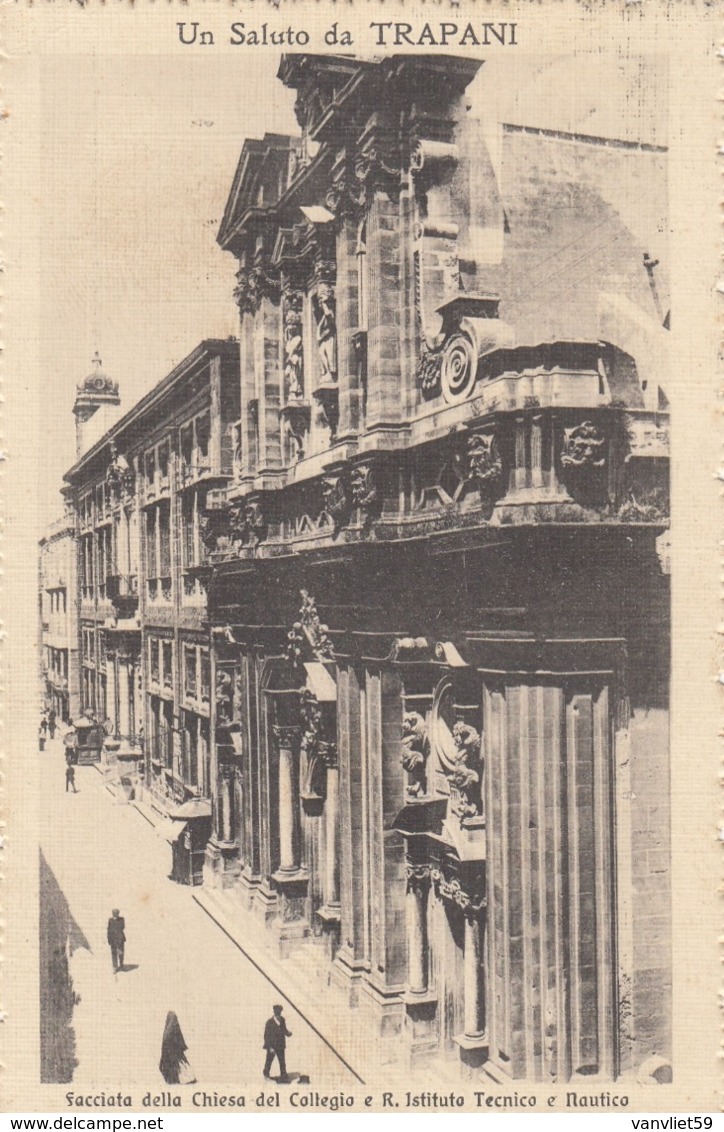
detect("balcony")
[106,574,139,619]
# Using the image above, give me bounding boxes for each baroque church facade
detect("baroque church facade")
[57,54,671,1083]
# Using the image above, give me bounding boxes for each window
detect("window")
[158,441,170,486]
[149,638,160,685]
[200,650,210,703]
[146,502,172,602]
[146,449,156,489]
[180,413,212,481]
[162,642,173,690]
[196,413,210,462]
[182,711,199,787]
[96,526,114,600]
[180,424,194,468]
[80,535,94,600]
[181,489,207,599]
[158,501,171,600]
[184,645,197,700]
[163,701,174,769]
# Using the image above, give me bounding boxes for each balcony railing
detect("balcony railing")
[107,574,139,619]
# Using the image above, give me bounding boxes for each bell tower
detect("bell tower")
[72,352,121,457]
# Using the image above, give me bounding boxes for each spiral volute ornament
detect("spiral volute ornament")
[440,333,477,405]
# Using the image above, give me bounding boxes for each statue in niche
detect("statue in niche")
[283,316,304,401]
[216,669,234,732]
[313,286,337,382]
[401,711,428,798]
[449,721,482,821]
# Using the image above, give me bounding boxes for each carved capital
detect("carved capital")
[272,724,301,750]
[233,269,255,315]
[406,863,431,894]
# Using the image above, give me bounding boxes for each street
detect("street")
[39,737,358,1092]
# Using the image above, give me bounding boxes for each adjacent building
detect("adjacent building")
[48,54,671,1085]
[61,339,239,878]
[39,503,80,723]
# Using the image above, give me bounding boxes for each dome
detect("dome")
[76,352,119,398]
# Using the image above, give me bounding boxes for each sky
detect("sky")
[31,50,666,533]
[37,54,299,527]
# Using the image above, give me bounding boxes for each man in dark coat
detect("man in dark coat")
[107,909,126,972]
[263,1004,292,1081]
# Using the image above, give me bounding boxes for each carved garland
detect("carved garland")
[429,868,486,915]
[286,590,335,667]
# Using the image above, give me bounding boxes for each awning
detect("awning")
[167,799,212,821]
[161,819,188,844]
[304,661,336,702]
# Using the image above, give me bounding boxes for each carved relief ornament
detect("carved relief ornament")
[466,432,503,491]
[561,421,606,469]
[350,462,379,512]
[429,868,486,916]
[401,711,428,799]
[286,589,335,666]
[321,473,350,534]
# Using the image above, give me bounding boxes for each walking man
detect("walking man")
[107,909,126,972]
[263,1004,292,1082]
[65,763,76,792]
[48,709,57,740]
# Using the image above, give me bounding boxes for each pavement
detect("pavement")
[39,736,359,1092]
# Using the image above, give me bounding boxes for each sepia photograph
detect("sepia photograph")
[2,2,719,1118]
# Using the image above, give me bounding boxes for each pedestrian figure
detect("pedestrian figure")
[48,709,57,740]
[39,722,47,753]
[65,764,76,792]
[63,725,78,765]
[263,1004,292,1082]
[107,908,125,972]
[159,1011,196,1084]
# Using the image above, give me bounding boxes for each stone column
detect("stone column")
[323,743,340,909]
[274,725,299,874]
[514,417,527,492]
[463,908,485,1040]
[117,655,131,738]
[406,866,430,996]
[531,415,544,489]
[106,655,118,735]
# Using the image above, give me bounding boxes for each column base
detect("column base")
[316,905,341,961]
[453,1031,489,1073]
[358,975,407,1040]
[272,869,310,957]
[203,839,241,889]
[330,948,370,1007]
[404,990,439,1061]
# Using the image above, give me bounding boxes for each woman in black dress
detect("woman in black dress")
[159,1012,196,1084]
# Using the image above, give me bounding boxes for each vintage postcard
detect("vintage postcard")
[1,0,719,1117]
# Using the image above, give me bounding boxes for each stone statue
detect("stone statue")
[401,711,428,798]
[314,287,337,382]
